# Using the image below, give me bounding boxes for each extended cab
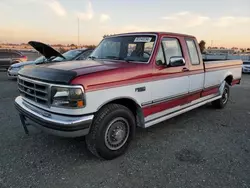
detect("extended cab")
[15,32,242,160]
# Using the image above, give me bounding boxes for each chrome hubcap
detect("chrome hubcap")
[104,117,130,150]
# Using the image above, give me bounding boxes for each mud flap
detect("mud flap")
[19,114,29,135]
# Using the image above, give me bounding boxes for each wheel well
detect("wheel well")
[225,75,233,85]
[103,98,145,127]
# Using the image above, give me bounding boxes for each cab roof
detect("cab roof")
[105,31,195,38]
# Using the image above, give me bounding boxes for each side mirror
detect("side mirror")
[169,56,185,67]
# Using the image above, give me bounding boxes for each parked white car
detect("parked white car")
[242,61,250,73]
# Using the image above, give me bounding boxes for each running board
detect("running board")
[144,95,221,128]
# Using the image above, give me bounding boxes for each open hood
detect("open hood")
[28,41,65,59]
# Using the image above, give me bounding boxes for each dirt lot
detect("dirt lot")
[0,72,250,188]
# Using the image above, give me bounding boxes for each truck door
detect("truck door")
[184,38,205,102]
[148,37,189,120]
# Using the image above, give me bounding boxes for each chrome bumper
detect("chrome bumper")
[15,96,94,137]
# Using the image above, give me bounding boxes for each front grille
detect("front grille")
[18,77,49,106]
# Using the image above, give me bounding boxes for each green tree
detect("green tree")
[240,48,245,53]
[58,47,67,53]
[199,40,206,53]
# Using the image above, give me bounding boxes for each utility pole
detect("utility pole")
[78,17,80,47]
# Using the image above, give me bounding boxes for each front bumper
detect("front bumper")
[15,96,94,137]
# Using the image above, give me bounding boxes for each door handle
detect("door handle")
[182,67,189,72]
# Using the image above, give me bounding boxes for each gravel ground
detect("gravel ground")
[0,72,250,188]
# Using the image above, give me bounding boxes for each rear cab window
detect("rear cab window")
[185,39,200,65]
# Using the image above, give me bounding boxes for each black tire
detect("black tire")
[85,103,136,160]
[212,82,230,109]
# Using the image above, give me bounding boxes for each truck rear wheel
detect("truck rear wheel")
[212,82,230,109]
[85,104,136,160]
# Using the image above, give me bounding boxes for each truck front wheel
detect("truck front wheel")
[85,104,136,160]
[212,82,230,109]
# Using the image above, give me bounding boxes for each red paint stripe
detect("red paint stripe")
[187,92,201,103]
[84,69,204,92]
[205,64,241,72]
[201,86,219,97]
[143,91,201,117]
[73,63,239,93]
[143,86,220,117]
[232,79,240,85]
[143,95,188,117]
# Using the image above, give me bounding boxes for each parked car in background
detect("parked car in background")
[0,49,27,70]
[15,32,242,160]
[7,56,46,77]
[242,61,250,73]
[7,41,94,77]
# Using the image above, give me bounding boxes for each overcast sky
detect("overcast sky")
[0,0,250,48]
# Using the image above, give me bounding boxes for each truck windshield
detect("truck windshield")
[90,35,156,63]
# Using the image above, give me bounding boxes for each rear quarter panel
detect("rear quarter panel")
[204,60,242,88]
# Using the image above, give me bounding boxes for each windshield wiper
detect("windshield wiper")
[105,56,133,63]
[104,56,122,60]
[123,57,138,63]
[89,56,97,60]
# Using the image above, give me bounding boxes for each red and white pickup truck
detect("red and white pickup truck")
[15,32,242,160]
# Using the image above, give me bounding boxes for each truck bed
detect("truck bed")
[204,60,242,88]
[204,59,242,68]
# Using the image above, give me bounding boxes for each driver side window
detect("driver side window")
[162,38,183,65]
[156,37,184,67]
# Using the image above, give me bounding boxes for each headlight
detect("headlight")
[51,86,85,108]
